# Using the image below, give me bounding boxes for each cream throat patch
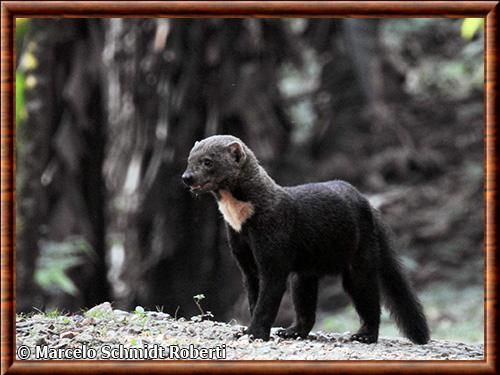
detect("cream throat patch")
[217,190,255,232]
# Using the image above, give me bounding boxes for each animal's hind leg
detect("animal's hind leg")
[342,266,381,344]
[277,273,318,339]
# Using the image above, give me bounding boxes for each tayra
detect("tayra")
[182,135,430,344]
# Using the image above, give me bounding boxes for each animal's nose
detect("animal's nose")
[182,172,194,186]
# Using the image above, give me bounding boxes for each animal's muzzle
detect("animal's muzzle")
[181,171,194,186]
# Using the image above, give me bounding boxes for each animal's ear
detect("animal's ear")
[227,141,246,164]
[194,141,200,146]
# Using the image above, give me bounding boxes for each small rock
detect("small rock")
[115,315,127,323]
[81,317,96,326]
[16,321,34,329]
[338,335,351,343]
[60,331,76,339]
[76,333,93,343]
[35,337,47,346]
[87,302,112,316]
[135,306,145,314]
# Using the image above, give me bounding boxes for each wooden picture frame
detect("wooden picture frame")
[1,1,497,374]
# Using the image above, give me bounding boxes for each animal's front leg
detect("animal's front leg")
[234,259,259,317]
[245,272,287,341]
[227,228,259,316]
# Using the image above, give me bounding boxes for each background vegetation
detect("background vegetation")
[15,18,484,343]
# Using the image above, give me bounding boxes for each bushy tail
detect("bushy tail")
[376,217,430,344]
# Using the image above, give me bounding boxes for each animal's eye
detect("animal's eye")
[202,159,213,168]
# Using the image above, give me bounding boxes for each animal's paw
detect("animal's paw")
[245,327,270,341]
[276,327,308,340]
[350,333,378,344]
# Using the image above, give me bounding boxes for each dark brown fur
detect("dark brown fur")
[182,135,430,344]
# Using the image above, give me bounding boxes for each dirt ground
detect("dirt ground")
[16,303,484,361]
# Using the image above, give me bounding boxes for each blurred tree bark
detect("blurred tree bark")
[303,20,394,160]
[17,20,109,311]
[17,19,299,318]
[101,19,299,318]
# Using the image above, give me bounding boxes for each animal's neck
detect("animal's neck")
[234,161,284,207]
[214,159,285,231]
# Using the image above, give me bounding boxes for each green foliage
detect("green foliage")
[34,236,96,296]
[383,18,484,100]
[193,294,205,303]
[133,305,147,319]
[44,309,61,318]
[15,18,30,128]
[16,72,26,126]
[16,18,30,40]
[420,285,483,343]
[192,294,213,321]
[461,18,484,40]
[193,294,205,315]
[84,308,110,319]
[35,268,77,296]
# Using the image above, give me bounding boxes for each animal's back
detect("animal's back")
[284,180,376,274]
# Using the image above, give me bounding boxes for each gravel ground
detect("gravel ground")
[16,303,484,360]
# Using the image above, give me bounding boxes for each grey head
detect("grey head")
[182,135,252,193]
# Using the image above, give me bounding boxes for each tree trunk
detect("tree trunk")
[17,19,110,311]
[102,19,296,319]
